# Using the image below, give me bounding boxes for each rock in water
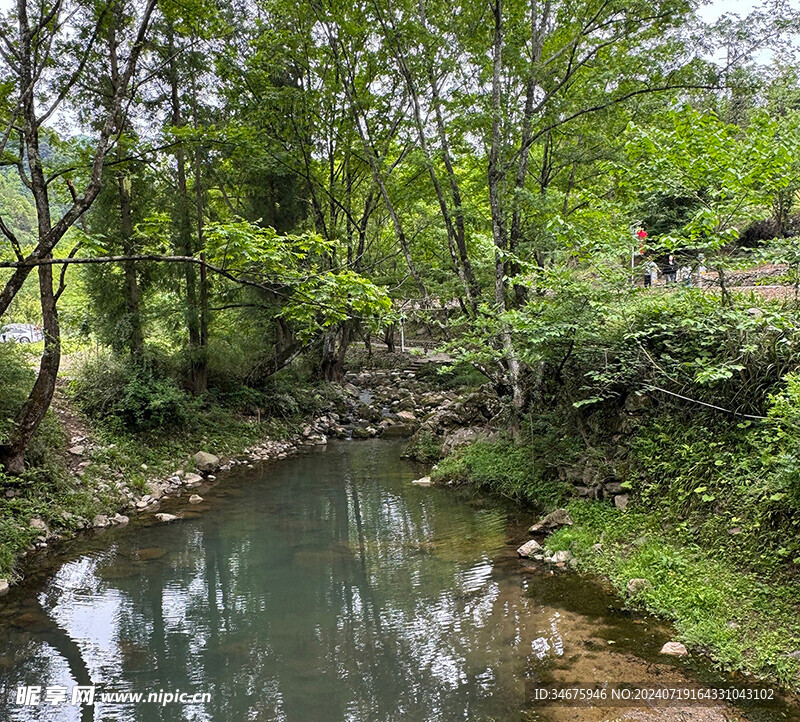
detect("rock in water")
[183,473,203,488]
[189,494,203,504]
[411,476,432,486]
[153,513,178,523]
[660,641,688,657]
[529,508,573,534]
[194,451,220,473]
[517,539,543,558]
[0,579,9,596]
[131,547,167,561]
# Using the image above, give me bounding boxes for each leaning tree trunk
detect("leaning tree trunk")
[0,262,61,474]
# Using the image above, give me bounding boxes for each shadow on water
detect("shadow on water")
[0,440,797,722]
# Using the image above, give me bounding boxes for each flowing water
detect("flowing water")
[0,440,795,722]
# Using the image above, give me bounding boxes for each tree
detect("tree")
[0,0,157,473]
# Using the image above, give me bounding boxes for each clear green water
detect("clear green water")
[0,441,792,721]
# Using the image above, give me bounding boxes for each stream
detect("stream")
[0,440,796,721]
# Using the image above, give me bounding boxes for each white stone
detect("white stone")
[517,539,543,558]
[411,476,432,486]
[154,513,179,523]
[184,473,203,487]
[660,641,688,657]
[0,579,9,596]
[189,494,203,504]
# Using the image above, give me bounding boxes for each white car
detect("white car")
[0,323,44,343]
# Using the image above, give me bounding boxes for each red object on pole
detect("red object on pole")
[636,229,648,240]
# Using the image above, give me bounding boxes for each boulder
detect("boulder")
[529,508,573,534]
[604,481,625,495]
[194,451,220,473]
[111,514,129,526]
[411,476,432,486]
[396,410,417,422]
[626,578,650,595]
[441,426,496,455]
[381,423,417,439]
[660,641,688,657]
[189,494,203,504]
[153,513,179,523]
[92,515,111,528]
[550,549,573,564]
[517,539,543,558]
[0,579,9,596]
[614,494,629,511]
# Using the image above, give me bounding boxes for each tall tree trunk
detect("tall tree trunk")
[0,0,156,473]
[193,77,209,393]
[0,264,60,474]
[488,0,525,425]
[327,29,428,302]
[509,0,551,307]
[168,34,205,394]
[109,20,144,357]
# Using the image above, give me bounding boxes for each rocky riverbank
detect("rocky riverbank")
[0,358,496,595]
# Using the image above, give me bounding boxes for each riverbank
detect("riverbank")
[4,438,771,722]
[431,436,800,691]
[0,350,480,591]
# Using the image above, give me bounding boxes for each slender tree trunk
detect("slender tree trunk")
[509,0,551,307]
[193,84,209,392]
[328,30,428,301]
[168,35,205,394]
[1,0,155,473]
[109,20,144,357]
[488,0,525,425]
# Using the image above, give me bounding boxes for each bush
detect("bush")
[71,354,196,433]
[0,344,35,444]
[432,439,568,507]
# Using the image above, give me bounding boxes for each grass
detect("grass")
[0,398,305,583]
[546,500,800,686]
[433,432,800,689]
[431,439,569,508]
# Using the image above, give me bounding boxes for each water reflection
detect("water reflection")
[0,441,771,722]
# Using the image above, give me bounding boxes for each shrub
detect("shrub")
[0,344,35,444]
[71,354,196,433]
